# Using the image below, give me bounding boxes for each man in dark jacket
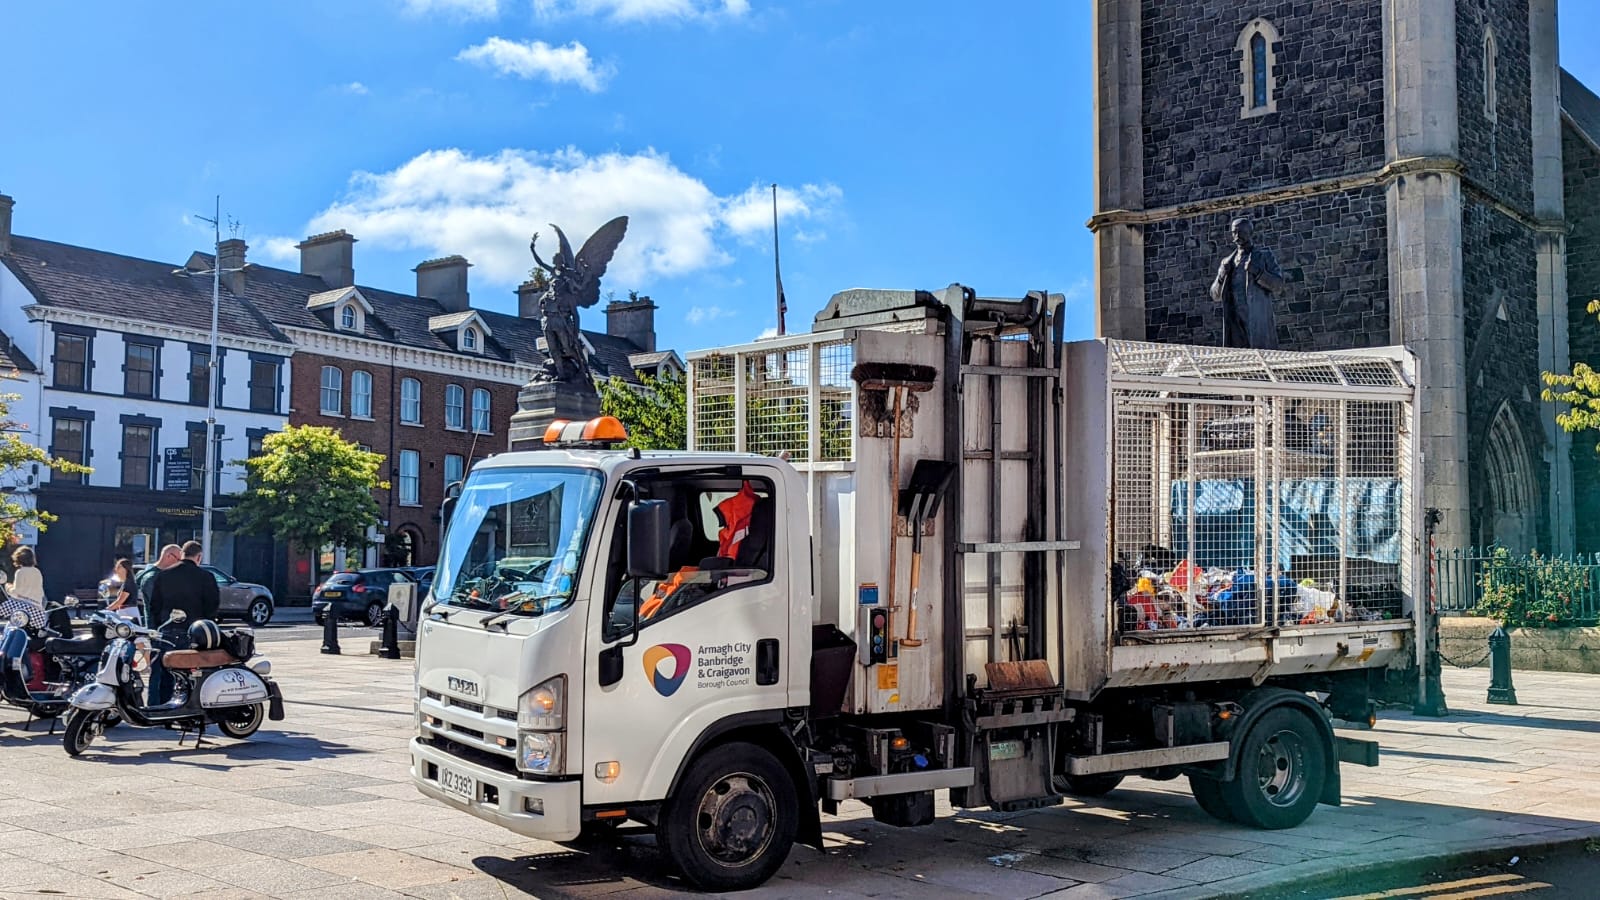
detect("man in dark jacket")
[147,542,220,705]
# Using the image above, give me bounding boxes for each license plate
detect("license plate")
[438,767,475,803]
[989,739,1025,762]
[322,591,344,599]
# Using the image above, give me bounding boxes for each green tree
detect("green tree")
[1543,299,1600,450]
[598,372,688,450]
[231,425,388,590]
[0,380,91,546]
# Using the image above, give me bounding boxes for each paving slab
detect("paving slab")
[2,642,1599,898]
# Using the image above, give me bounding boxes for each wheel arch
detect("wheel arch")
[1222,687,1340,806]
[664,710,822,850]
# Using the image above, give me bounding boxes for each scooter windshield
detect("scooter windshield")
[432,466,605,617]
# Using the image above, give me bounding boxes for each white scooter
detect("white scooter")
[62,609,284,756]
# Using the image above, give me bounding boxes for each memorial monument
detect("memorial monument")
[508,215,630,450]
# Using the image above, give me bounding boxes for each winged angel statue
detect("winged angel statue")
[528,215,629,384]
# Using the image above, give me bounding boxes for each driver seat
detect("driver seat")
[43,636,103,657]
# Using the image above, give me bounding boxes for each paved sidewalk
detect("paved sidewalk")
[0,642,1595,900]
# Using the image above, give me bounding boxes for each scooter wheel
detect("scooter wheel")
[63,709,102,757]
[217,703,265,740]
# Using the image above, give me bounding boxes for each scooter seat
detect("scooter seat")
[43,636,102,656]
[162,648,236,670]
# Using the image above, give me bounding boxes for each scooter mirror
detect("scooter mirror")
[0,570,8,585]
[65,597,79,608]
[171,610,188,624]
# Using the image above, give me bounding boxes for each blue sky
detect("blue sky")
[1,2,1596,354]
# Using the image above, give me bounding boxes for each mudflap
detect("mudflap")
[266,681,285,721]
[954,722,1061,813]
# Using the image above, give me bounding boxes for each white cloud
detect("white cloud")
[258,236,300,263]
[283,147,839,289]
[533,0,748,23]
[721,182,842,241]
[341,81,370,95]
[755,326,778,339]
[1061,275,1091,304]
[457,38,613,92]
[686,305,734,325]
[403,0,499,19]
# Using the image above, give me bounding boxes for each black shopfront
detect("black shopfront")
[34,482,286,604]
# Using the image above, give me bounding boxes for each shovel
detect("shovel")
[898,458,955,648]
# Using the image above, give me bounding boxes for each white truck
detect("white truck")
[410,286,1430,891]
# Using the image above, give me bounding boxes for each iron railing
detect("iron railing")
[1433,547,1600,625]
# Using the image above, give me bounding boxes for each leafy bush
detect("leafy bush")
[1474,547,1592,627]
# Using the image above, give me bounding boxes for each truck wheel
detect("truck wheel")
[1221,708,1327,829]
[1060,774,1125,797]
[1188,774,1234,822]
[660,741,798,892]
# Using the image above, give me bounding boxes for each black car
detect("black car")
[406,566,435,598]
[312,569,418,626]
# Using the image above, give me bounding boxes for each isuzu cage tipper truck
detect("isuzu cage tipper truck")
[411,285,1429,891]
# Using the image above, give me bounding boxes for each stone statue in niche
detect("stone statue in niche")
[528,216,629,384]
[1209,217,1286,350]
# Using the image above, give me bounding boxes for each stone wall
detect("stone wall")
[1456,0,1535,214]
[1440,616,1600,675]
[1139,1,1385,209]
[1564,127,1600,553]
[1460,198,1545,549]
[1142,185,1389,349]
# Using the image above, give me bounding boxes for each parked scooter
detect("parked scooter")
[0,575,107,730]
[62,609,285,756]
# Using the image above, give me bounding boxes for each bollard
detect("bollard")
[1486,625,1517,705]
[379,605,402,659]
[320,608,342,655]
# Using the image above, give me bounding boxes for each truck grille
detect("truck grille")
[420,688,517,769]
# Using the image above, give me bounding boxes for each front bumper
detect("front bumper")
[411,737,581,841]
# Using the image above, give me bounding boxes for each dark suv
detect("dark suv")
[312,569,417,626]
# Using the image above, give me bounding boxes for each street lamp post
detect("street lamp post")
[174,196,244,562]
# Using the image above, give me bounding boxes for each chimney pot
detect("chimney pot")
[297,229,357,288]
[0,194,14,256]
[415,255,471,313]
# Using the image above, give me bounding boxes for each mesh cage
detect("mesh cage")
[1107,342,1414,637]
[688,335,856,464]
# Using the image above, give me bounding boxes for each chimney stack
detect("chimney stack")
[415,255,471,312]
[0,194,13,256]
[606,295,657,352]
[297,230,356,288]
[217,238,247,294]
[518,280,542,319]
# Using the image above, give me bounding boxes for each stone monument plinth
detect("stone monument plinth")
[508,380,602,451]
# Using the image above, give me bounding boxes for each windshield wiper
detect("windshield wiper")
[480,594,567,631]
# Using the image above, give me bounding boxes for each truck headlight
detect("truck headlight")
[518,676,565,731]
[519,731,565,774]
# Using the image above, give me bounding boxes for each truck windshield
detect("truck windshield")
[433,467,605,616]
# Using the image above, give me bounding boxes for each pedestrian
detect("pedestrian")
[8,547,44,605]
[0,547,46,629]
[106,557,140,622]
[140,543,188,705]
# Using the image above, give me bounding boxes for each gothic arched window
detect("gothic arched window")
[1483,28,1499,122]
[1236,18,1281,119]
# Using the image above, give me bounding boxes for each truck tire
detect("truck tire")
[1188,774,1234,822]
[660,741,798,892]
[1060,774,1124,797]
[1221,707,1327,829]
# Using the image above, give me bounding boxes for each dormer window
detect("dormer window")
[463,327,478,351]
[427,310,493,356]
[309,286,373,333]
[340,305,357,331]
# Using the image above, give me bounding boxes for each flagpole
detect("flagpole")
[772,183,786,336]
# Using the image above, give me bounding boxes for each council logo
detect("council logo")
[642,643,693,697]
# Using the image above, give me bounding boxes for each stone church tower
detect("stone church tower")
[1091,0,1591,554]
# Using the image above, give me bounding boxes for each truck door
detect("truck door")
[584,465,792,806]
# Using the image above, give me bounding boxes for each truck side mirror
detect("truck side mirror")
[627,499,670,580]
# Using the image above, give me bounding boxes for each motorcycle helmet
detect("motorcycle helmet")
[188,619,223,651]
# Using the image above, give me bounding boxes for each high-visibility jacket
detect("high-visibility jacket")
[715,481,759,560]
